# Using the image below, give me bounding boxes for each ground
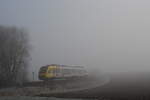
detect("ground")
[0,72,150,100]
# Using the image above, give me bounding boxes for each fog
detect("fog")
[0,0,150,80]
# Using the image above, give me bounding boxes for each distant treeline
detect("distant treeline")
[0,26,30,88]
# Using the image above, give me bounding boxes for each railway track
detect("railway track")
[23,76,90,87]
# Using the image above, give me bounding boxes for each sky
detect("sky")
[0,0,150,80]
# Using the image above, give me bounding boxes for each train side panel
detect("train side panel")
[38,64,88,80]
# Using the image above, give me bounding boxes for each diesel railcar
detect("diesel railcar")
[38,64,88,80]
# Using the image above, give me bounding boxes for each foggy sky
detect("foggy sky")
[0,0,150,80]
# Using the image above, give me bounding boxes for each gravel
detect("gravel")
[0,96,96,100]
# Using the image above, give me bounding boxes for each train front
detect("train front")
[38,65,58,80]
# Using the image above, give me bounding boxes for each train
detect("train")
[38,64,88,80]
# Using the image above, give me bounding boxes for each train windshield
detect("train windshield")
[39,67,47,73]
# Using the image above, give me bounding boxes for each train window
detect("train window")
[56,68,60,73]
[63,69,67,74]
[53,68,57,74]
[63,69,70,75]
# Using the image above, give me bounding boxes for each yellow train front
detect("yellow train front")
[38,64,88,80]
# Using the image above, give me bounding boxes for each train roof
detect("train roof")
[47,64,84,68]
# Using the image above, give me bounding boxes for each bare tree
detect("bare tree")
[0,26,30,87]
